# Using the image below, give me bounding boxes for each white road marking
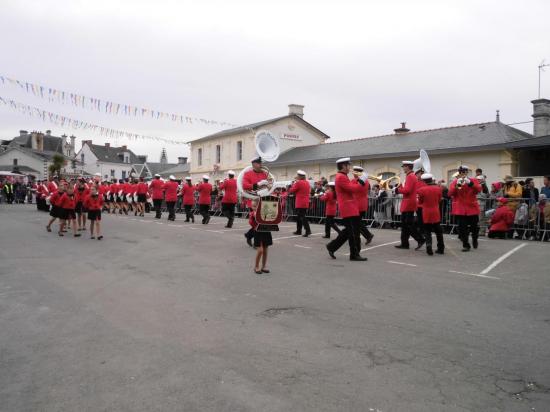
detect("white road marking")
[448,270,500,280]
[274,233,323,241]
[206,230,225,233]
[479,243,527,275]
[387,260,417,267]
[343,241,400,256]
[294,244,312,249]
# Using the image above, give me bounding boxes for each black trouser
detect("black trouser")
[184,204,194,222]
[166,201,176,220]
[423,223,444,251]
[245,228,255,240]
[325,216,341,237]
[5,192,14,204]
[153,199,163,218]
[457,215,479,247]
[199,204,210,223]
[327,216,361,258]
[222,203,236,227]
[488,231,506,239]
[401,211,424,246]
[295,208,311,234]
[358,211,373,240]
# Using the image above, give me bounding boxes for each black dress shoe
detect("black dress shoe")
[303,232,311,237]
[365,234,374,245]
[414,240,425,250]
[322,235,330,239]
[426,246,433,255]
[350,255,367,261]
[462,245,471,252]
[293,231,301,235]
[435,249,444,255]
[326,245,336,259]
[394,245,409,249]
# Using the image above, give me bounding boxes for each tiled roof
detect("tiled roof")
[146,162,179,176]
[158,163,190,177]
[189,114,330,143]
[87,143,141,164]
[270,122,534,166]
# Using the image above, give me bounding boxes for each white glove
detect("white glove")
[358,172,369,183]
[257,179,269,187]
[464,177,471,185]
[257,188,270,197]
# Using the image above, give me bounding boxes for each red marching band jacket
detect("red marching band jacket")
[74,184,90,203]
[136,181,148,194]
[320,190,337,217]
[59,192,77,210]
[219,178,238,204]
[241,169,269,207]
[334,171,363,218]
[180,184,195,205]
[196,182,212,205]
[84,193,104,211]
[49,190,63,207]
[353,177,369,212]
[417,184,442,224]
[396,171,418,213]
[163,181,179,202]
[416,178,427,208]
[289,179,310,209]
[149,179,165,200]
[448,177,481,216]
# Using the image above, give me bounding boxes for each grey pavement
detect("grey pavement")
[1,204,549,412]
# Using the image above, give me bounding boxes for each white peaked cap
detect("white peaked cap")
[421,173,433,180]
[154,173,161,177]
[169,175,176,180]
[94,172,101,177]
[459,165,469,170]
[336,157,351,164]
[228,170,235,176]
[297,170,306,176]
[328,182,335,186]
[353,166,364,172]
[185,176,192,180]
[202,175,210,180]
[402,160,414,166]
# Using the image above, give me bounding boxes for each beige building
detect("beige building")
[189,104,330,182]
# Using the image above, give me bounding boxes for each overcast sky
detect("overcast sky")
[1,0,548,162]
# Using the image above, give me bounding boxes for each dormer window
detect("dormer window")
[81,153,85,163]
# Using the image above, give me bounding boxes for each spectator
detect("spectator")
[540,176,550,198]
[476,171,489,194]
[488,198,514,239]
[528,194,550,241]
[502,175,522,211]
[3,180,14,203]
[522,178,539,203]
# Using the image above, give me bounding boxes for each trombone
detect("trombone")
[366,174,401,190]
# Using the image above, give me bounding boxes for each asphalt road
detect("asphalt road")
[1,204,549,412]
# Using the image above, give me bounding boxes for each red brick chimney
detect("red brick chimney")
[122,145,127,150]
[394,122,410,134]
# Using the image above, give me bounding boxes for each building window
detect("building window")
[81,153,85,163]
[110,169,115,177]
[198,148,202,166]
[122,170,126,179]
[236,141,242,161]
[124,154,130,164]
[447,169,458,182]
[13,158,18,166]
[380,172,396,180]
[215,145,221,164]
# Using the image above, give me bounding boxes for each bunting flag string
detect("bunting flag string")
[0,75,238,128]
[0,96,187,145]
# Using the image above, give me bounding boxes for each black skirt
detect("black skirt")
[137,193,147,202]
[62,208,76,220]
[49,205,60,218]
[88,210,102,221]
[254,231,273,247]
[75,201,87,214]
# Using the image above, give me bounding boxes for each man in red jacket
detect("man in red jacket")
[219,170,238,228]
[149,174,165,219]
[196,175,212,224]
[326,158,368,261]
[289,170,312,237]
[394,160,425,250]
[352,166,374,244]
[449,165,481,251]
[417,173,444,255]
[242,157,270,243]
[180,177,196,223]
[164,175,179,221]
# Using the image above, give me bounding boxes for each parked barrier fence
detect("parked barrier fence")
[151,194,548,241]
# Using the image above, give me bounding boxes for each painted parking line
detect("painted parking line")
[343,241,400,256]
[479,243,527,275]
[448,270,500,280]
[294,244,312,249]
[273,233,323,241]
[387,260,417,267]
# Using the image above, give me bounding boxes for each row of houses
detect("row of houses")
[1,99,549,185]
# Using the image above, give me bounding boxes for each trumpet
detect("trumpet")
[368,174,401,190]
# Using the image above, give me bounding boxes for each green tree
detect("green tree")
[48,154,65,178]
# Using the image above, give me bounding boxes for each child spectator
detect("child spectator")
[528,194,550,241]
[488,198,514,239]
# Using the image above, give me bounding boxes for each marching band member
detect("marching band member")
[219,170,238,228]
[136,177,148,217]
[326,157,368,261]
[415,165,427,230]
[150,174,165,219]
[251,197,272,274]
[448,165,481,251]
[417,173,444,255]
[74,177,90,231]
[84,185,104,240]
[197,175,212,224]
[181,177,195,223]
[352,166,374,244]
[47,176,58,195]
[46,182,65,232]
[242,157,270,242]
[121,178,131,215]
[164,175,179,221]
[58,185,80,237]
[394,160,425,250]
[289,170,312,237]
[320,182,341,238]
[109,178,119,214]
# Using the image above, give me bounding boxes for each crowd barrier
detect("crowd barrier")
[153,194,549,242]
